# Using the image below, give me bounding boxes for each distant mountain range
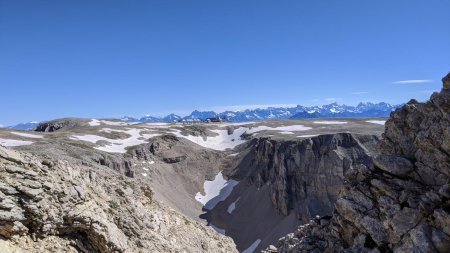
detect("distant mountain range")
[7,121,40,130]
[124,102,402,122]
[7,102,402,130]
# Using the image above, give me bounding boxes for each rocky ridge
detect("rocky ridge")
[265,73,450,252]
[0,145,236,252]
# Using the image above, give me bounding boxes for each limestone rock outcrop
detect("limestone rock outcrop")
[0,145,237,253]
[266,72,450,253]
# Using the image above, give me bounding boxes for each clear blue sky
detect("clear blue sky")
[1,0,449,125]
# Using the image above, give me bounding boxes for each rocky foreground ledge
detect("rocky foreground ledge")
[264,73,450,253]
[0,145,236,252]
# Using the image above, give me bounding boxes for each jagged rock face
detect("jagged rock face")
[238,133,379,220]
[92,154,135,178]
[0,145,237,253]
[268,73,450,253]
[379,92,450,186]
[443,72,450,89]
[0,147,130,252]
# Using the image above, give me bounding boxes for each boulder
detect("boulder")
[373,155,414,177]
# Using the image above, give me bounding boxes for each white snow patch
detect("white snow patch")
[209,224,226,235]
[366,120,386,125]
[171,124,310,151]
[70,134,111,143]
[143,123,173,128]
[149,161,155,164]
[228,153,239,157]
[11,132,43,139]
[246,125,312,133]
[70,128,160,153]
[313,121,347,125]
[100,120,140,126]
[145,125,173,129]
[171,129,247,151]
[0,138,33,147]
[195,171,239,210]
[88,119,139,126]
[88,119,101,126]
[242,239,262,253]
[141,173,148,177]
[142,167,149,171]
[227,197,240,214]
[298,134,318,138]
[279,131,294,135]
[217,122,256,127]
[99,128,127,133]
[145,122,170,126]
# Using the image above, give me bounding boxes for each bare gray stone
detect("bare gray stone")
[373,155,414,177]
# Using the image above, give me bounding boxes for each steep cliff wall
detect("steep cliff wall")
[236,133,379,220]
[267,73,450,253]
[206,133,380,252]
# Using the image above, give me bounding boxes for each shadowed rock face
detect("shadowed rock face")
[267,72,450,253]
[35,119,82,132]
[239,133,379,219]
